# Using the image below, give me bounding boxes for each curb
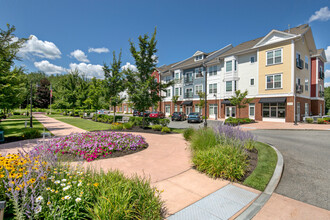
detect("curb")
[235,143,284,220]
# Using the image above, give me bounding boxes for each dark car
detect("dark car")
[149,111,165,118]
[133,110,140,116]
[171,112,187,121]
[139,111,150,117]
[187,112,203,123]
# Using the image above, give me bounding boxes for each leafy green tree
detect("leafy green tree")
[0,24,26,113]
[325,86,330,114]
[125,28,171,127]
[84,77,105,121]
[229,90,254,118]
[197,91,205,114]
[171,95,179,112]
[103,51,126,122]
[76,75,89,109]
[35,78,50,108]
[59,70,82,112]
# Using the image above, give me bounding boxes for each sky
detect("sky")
[0,0,329,85]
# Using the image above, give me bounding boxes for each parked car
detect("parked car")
[187,112,203,123]
[139,111,150,117]
[133,110,140,116]
[149,111,165,118]
[171,112,187,121]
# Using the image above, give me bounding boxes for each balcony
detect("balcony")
[184,77,193,84]
[319,91,324,97]
[296,58,304,69]
[296,84,303,94]
[184,92,193,98]
[174,78,182,84]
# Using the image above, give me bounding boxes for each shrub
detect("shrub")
[129,116,143,126]
[151,125,162,131]
[123,122,133,130]
[110,122,124,130]
[161,127,171,133]
[317,118,325,124]
[0,113,6,119]
[190,128,218,151]
[192,145,249,181]
[183,128,195,141]
[13,112,21,115]
[160,118,170,127]
[0,124,3,131]
[306,118,314,123]
[225,117,254,126]
[22,128,41,139]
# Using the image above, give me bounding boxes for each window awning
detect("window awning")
[180,101,193,106]
[259,97,286,103]
[221,100,232,105]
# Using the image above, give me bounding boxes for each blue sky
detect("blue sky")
[1,0,329,85]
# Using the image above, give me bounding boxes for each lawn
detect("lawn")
[0,115,49,139]
[48,114,111,131]
[243,141,277,191]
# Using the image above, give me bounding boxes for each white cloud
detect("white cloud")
[325,81,330,87]
[19,35,61,60]
[88,47,110,53]
[121,62,137,71]
[69,63,104,78]
[152,54,158,64]
[34,60,66,75]
[325,46,330,63]
[70,49,89,63]
[325,69,330,78]
[309,7,330,23]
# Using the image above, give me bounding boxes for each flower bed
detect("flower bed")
[34,131,148,162]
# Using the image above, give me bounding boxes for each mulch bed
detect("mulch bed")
[95,126,176,135]
[241,149,258,182]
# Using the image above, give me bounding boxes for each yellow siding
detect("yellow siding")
[295,36,310,97]
[258,41,292,94]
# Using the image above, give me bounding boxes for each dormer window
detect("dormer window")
[195,55,204,61]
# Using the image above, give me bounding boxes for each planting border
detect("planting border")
[236,143,284,220]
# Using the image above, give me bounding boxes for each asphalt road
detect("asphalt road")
[251,130,330,210]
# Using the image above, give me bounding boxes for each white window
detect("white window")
[249,104,255,117]
[174,105,178,112]
[166,89,171,97]
[209,104,218,115]
[175,88,179,96]
[250,78,255,86]
[226,81,232,92]
[208,65,218,76]
[195,67,204,78]
[305,56,309,69]
[195,84,203,95]
[165,76,171,83]
[266,49,282,65]
[226,61,232,72]
[209,83,217,94]
[251,56,255,63]
[305,79,309,92]
[185,88,193,98]
[180,106,183,112]
[266,74,282,89]
[175,72,180,79]
[165,105,171,114]
[195,105,200,113]
[195,55,204,61]
[305,103,309,116]
[124,106,127,112]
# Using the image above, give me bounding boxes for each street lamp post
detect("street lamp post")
[203,64,207,128]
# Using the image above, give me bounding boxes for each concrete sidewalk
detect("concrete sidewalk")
[7,115,329,219]
[239,121,330,130]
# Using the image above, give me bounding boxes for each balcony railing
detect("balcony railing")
[296,84,303,94]
[174,78,182,84]
[319,91,324,97]
[296,58,304,69]
[184,77,193,84]
[184,92,193,98]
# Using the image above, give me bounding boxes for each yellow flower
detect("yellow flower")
[93,183,99,187]
[47,201,51,205]
[61,197,65,200]
[55,190,58,194]
[15,186,20,191]
[41,175,47,181]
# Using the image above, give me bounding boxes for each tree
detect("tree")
[103,51,126,122]
[59,70,82,112]
[125,28,172,127]
[0,24,26,113]
[229,90,254,118]
[171,95,179,112]
[325,86,330,114]
[35,78,50,108]
[197,91,205,114]
[84,77,104,121]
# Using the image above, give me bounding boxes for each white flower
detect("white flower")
[54,180,60,184]
[63,185,71,191]
[64,195,71,200]
[78,182,82,187]
[49,176,55,180]
[61,179,67,182]
[75,197,81,203]
[60,183,66,187]
[35,206,42,214]
[35,196,43,203]
[72,181,77,184]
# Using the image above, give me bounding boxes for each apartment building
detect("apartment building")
[155,24,326,122]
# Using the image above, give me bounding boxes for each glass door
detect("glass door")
[296,102,300,122]
[186,106,192,115]
[225,106,236,118]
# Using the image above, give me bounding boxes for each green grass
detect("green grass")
[7,115,29,119]
[170,128,185,133]
[243,142,277,191]
[0,117,49,139]
[48,115,111,131]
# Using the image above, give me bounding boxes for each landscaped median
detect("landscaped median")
[183,124,277,191]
